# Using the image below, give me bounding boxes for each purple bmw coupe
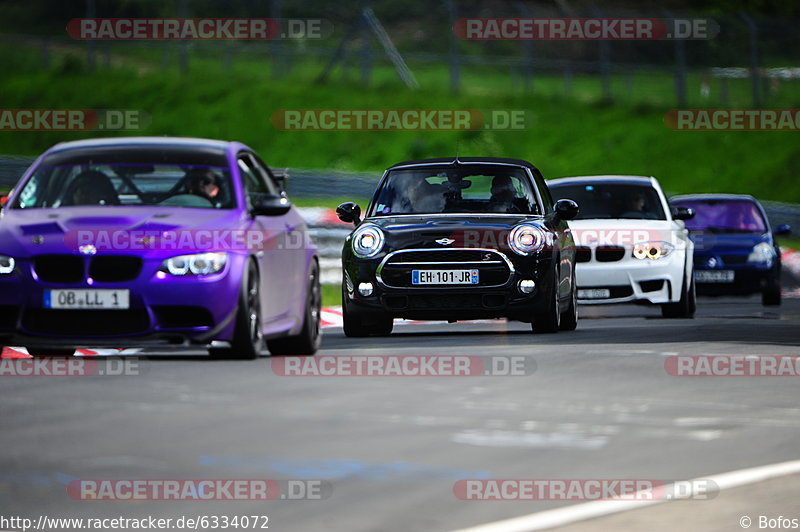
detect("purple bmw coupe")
[0,137,321,358]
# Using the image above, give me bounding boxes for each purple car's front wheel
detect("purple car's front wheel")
[209,260,263,359]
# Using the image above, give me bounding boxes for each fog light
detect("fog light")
[358,282,374,297]
[518,279,536,294]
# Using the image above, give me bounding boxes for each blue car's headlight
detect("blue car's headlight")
[160,252,227,276]
[632,242,674,260]
[508,224,546,256]
[0,255,14,275]
[748,242,775,265]
[352,225,385,259]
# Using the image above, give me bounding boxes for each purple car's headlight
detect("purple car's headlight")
[0,255,14,275]
[160,252,227,276]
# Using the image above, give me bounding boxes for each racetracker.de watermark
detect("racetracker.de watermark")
[67,18,332,40]
[270,109,529,130]
[665,355,800,376]
[68,479,331,500]
[270,355,535,377]
[64,229,313,252]
[454,18,718,40]
[0,357,141,377]
[453,479,719,500]
[664,109,800,131]
[0,109,148,131]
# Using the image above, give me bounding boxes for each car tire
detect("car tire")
[762,284,781,306]
[26,348,76,357]
[342,284,393,337]
[559,283,578,331]
[532,278,561,334]
[267,261,322,356]
[209,260,263,360]
[661,274,695,319]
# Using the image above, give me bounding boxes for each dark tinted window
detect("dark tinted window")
[370,166,541,216]
[549,183,666,220]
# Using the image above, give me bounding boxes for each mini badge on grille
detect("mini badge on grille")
[435,238,455,245]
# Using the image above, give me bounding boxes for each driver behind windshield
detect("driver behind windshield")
[186,167,220,202]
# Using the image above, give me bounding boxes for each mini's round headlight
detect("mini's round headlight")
[0,255,15,275]
[508,224,546,256]
[352,225,385,259]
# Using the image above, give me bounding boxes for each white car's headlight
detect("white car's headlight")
[508,224,547,256]
[160,252,227,276]
[748,242,775,265]
[0,255,15,274]
[632,242,674,260]
[351,225,385,259]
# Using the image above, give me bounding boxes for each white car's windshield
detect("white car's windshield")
[550,183,666,220]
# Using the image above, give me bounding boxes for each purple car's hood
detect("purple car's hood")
[0,206,248,258]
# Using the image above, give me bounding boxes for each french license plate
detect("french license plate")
[578,288,611,299]
[412,269,479,285]
[44,289,130,310]
[695,270,734,283]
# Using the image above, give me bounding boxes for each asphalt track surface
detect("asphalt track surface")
[1,289,799,531]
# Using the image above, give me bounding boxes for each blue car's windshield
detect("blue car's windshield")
[675,199,767,233]
[15,162,234,210]
[370,166,541,216]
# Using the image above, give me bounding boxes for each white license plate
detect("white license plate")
[695,270,735,283]
[578,288,611,299]
[44,289,130,310]
[412,269,479,285]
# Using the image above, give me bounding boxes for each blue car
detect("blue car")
[670,194,791,306]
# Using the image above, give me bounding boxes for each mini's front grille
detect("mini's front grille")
[33,255,84,283]
[22,309,150,336]
[89,256,143,282]
[575,247,591,263]
[386,249,502,264]
[379,249,512,288]
[639,280,665,293]
[152,305,214,329]
[595,246,626,262]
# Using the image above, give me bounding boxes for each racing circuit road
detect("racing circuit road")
[1,284,799,531]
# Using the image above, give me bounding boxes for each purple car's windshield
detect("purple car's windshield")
[370,166,541,216]
[15,162,234,210]
[675,199,767,233]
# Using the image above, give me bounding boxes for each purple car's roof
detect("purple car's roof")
[46,136,233,154]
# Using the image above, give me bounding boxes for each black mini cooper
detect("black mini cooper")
[336,157,580,336]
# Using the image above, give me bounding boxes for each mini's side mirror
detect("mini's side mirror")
[336,202,362,225]
[774,224,792,237]
[672,206,695,221]
[554,199,579,221]
[251,194,291,216]
[0,194,8,207]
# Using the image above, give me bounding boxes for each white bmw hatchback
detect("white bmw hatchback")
[548,175,696,318]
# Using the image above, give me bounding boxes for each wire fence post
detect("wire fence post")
[86,0,96,72]
[740,12,760,107]
[179,0,189,75]
[445,0,460,94]
[665,10,687,107]
[515,2,534,94]
[592,8,612,100]
[360,4,372,87]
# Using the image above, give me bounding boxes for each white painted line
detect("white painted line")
[450,459,800,532]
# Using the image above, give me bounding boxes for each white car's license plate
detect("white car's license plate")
[695,270,734,283]
[578,288,611,299]
[412,269,479,285]
[44,289,130,310]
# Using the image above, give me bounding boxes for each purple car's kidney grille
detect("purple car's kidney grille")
[89,256,143,283]
[33,255,84,283]
[33,255,143,283]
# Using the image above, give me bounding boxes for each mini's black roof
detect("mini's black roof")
[388,157,541,174]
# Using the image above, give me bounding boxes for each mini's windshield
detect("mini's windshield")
[15,160,234,210]
[674,199,767,233]
[370,166,541,216]
[549,183,666,220]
